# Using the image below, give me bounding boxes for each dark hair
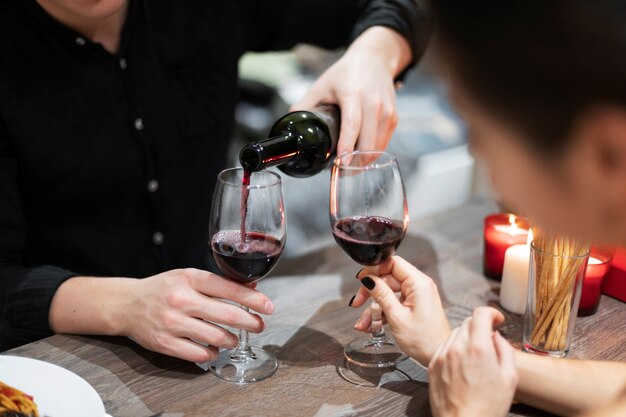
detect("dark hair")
[429,0,626,154]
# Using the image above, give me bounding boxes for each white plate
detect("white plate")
[0,355,105,417]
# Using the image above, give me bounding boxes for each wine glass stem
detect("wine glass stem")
[231,305,255,360]
[370,299,387,341]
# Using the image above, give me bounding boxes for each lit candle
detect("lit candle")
[579,248,613,316]
[493,220,526,236]
[484,214,530,280]
[500,230,533,314]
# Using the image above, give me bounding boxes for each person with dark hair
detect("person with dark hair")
[0,0,430,359]
[349,1,626,416]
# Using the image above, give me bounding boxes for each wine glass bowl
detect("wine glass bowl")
[210,230,283,284]
[208,168,285,383]
[330,151,409,368]
[332,216,405,266]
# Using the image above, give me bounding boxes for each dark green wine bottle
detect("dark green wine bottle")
[239,105,340,178]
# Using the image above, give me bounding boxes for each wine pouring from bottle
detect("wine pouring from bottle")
[239,105,340,178]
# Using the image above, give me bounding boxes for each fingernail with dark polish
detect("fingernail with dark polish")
[361,276,375,290]
[356,268,365,279]
[348,294,356,307]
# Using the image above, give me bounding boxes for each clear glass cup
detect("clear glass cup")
[330,151,409,368]
[524,242,589,357]
[208,168,285,383]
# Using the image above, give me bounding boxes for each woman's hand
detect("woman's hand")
[291,26,412,155]
[350,256,450,365]
[50,269,275,363]
[428,307,518,417]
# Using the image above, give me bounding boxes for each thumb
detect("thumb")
[336,94,362,155]
[360,275,402,320]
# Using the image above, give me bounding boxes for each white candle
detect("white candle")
[500,233,532,314]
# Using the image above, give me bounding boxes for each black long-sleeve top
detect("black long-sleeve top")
[0,0,429,350]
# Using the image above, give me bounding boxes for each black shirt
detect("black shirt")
[0,0,428,350]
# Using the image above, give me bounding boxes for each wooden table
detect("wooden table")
[7,200,626,417]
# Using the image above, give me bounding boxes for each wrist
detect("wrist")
[423,326,453,365]
[346,26,412,78]
[107,277,141,337]
[49,276,139,337]
[405,337,445,366]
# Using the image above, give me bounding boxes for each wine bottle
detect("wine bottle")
[239,105,340,178]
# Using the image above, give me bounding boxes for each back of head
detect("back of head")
[429,0,626,154]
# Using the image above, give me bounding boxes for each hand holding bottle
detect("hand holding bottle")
[291,27,412,155]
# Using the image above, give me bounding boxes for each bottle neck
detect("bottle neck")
[239,133,299,172]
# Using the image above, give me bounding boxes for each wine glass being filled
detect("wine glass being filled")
[208,168,286,383]
[330,151,409,368]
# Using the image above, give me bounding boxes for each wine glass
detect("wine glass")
[330,151,409,368]
[208,168,285,383]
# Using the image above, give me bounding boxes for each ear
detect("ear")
[577,107,626,179]
[570,107,626,238]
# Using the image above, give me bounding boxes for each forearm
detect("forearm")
[49,276,137,337]
[515,350,626,415]
[578,394,626,417]
[345,26,412,78]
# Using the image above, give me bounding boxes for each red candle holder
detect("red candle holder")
[578,247,614,316]
[484,214,530,280]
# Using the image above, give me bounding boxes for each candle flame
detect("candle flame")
[508,214,516,225]
[526,228,534,246]
[588,256,602,265]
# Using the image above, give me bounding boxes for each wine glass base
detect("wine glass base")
[344,335,406,368]
[209,346,278,383]
[338,360,411,387]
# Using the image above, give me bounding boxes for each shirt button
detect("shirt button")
[152,232,164,245]
[75,37,86,46]
[147,179,159,193]
[119,58,127,70]
[134,118,144,131]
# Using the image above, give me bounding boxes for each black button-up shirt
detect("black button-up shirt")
[0,0,427,349]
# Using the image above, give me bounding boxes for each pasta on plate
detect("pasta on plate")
[0,381,39,417]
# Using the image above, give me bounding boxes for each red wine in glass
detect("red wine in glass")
[209,168,285,383]
[332,216,405,266]
[211,230,283,284]
[330,151,409,369]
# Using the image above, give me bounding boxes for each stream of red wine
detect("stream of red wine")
[240,169,252,243]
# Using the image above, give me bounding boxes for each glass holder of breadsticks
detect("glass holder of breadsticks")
[523,230,590,357]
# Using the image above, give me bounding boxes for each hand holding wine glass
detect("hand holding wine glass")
[122,268,273,363]
[350,256,451,365]
[208,168,285,383]
[330,150,409,368]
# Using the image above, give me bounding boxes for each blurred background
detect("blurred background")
[231,45,492,257]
